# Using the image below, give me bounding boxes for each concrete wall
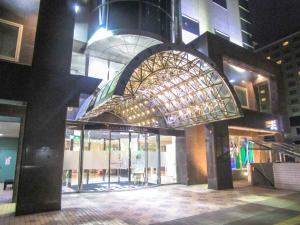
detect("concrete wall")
[273,163,300,191]
[250,163,274,187]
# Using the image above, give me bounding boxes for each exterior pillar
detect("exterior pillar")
[171,0,182,44]
[205,121,233,190]
[185,125,208,185]
[15,0,76,215]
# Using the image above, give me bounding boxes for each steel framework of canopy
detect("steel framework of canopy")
[81,45,242,128]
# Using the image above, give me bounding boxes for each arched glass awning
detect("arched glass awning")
[80,44,242,128]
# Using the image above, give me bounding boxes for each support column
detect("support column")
[156,134,161,185]
[205,121,233,190]
[15,0,76,215]
[171,0,182,44]
[185,125,208,185]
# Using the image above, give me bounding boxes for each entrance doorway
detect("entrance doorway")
[62,122,179,193]
[0,100,26,206]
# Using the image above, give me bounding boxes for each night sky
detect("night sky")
[249,0,300,47]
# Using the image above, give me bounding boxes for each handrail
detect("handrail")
[250,140,300,159]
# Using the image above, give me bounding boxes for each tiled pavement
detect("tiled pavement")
[1,182,300,225]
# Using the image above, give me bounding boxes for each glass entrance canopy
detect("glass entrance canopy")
[79,44,242,128]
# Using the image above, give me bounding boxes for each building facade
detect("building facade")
[0,0,285,216]
[181,0,253,49]
[257,31,300,144]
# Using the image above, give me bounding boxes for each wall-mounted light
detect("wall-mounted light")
[0,133,3,136]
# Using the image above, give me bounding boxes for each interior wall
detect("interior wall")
[0,137,18,182]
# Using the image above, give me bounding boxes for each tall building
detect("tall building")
[181,0,254,49]
[0,0,292,216]
[256,31,300,144]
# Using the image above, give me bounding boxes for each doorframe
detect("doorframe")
[0,103,27,203]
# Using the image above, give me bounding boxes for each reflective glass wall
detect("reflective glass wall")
[62,127,178,193]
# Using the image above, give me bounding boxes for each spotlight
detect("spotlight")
[74,4,80,13]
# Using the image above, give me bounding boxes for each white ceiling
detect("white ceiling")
[0,122,20,138]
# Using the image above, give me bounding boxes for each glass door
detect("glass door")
[147,134,160,185]
[62,129,81,193]
[130,133,147,188]
[82,130,110,191]
[110,132,129,190]
[160,135,177,184]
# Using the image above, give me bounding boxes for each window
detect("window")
[289,90,297,96]
[285,64,294,71]
[288,81,296,87]
[282,41,289,47]
[182,16,199,36]
[287,73,294,78]
[297,128,300,135]
[0,19,23,62]
[234,86,249,108]
[70,52,86,76]
[213,0,227,9]
[255,82,271,113]
[291,99,299,105]
[292,108,299,113]
[215,29,230,40]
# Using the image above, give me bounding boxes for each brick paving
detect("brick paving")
[1,182,300,225]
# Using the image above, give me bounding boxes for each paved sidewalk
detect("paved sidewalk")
[1,183,300,225]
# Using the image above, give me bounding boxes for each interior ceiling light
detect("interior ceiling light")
[74,4,80,13]
[88,28,113,46]
[229,64,246,73]
[81,48,241,128]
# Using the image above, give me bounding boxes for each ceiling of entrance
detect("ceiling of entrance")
[80,44,242,128]
[86,33,162,64]
[0,121,20,138]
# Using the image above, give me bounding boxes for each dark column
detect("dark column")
[205,121,233,190]
[16,0,76,215]
[171,0,182,44]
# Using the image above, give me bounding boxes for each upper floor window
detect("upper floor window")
[213,0,227,9]
[215,29,230,41]
[0,19,23,62]
[182,16,199,36]
[291,98,299,105]
[234,86,249,108]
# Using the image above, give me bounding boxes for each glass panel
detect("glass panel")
[0,20,19,59]
[147,134,159,185]
[82,130,110,191]
[88,56,109,81]
[110,132,129,190]
[160,135,177,184]
[62,129,81,193]
[130,133,147,187]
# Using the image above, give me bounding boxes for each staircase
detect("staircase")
[250,140,300,160]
